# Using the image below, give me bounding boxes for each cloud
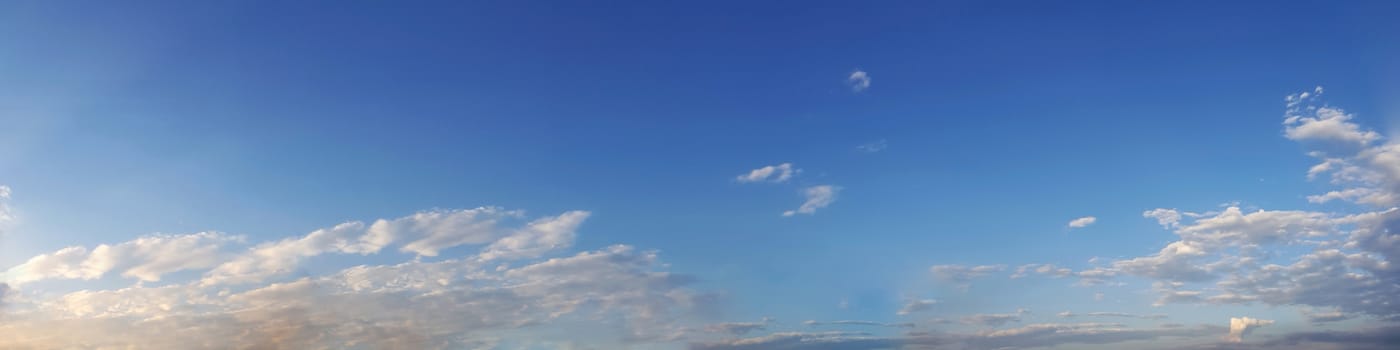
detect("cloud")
[1226,317,1273,343]
[707,318,773,336]
[856,139,887,153]
[1058,311,1168,320]
[0,242,704,349]
[847,70,871,92]
[960,309,1029,327]
[737,163,800,184]
[202,208,588,285]
[1214,325,1400,350]
[803,320,913,328]
[1299,308,1350,324]
[783,185,840,217]
[896,299,937,315]
[477,210,591,261]
[1283,87,1379,148]
[691,323,1225,350]
[1144,208,1183,229]
[3,232,242,284]
[1010,263,1073,279]
[0,185,12,234]
[930,264,1005,288]
[1068,216,1097,228]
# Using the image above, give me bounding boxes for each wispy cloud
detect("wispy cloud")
[848,70,871,92]
[735,163,799,183]
[1067,216,1097,229]
[896,299,937,315]
[856,139,887,153]
[0,185,12,235]
[783,185,840,217]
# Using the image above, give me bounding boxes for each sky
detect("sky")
[1,1,1400,349]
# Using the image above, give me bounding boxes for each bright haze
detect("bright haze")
[2,1,1399,349]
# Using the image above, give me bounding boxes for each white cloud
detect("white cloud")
[384,207,523,257]
[202,207,587,285]
[1143,208,1182,229]
[0,185,12,234]
[477,210,590,261]
[1068,216,1097,228]
[847,70,871,92]
[1227,317,1273,343]
[896,299,937,315]
[1010,263,1072,279]
[1284,105,1380,147]
[782,185,840,217]
[1,242,703,349]
[3,232,242,284]
[735,163,799,183]
[201,220,388,286]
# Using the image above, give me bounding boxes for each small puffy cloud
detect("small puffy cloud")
[1068,216,1097,229]
[1284,104,1380,147]
[1143,208,1182,229]
[735,163,799,183]
[847,70,871,92]
[782,185,840,217]
[1227,317,1273,343]
[896,299,937,315]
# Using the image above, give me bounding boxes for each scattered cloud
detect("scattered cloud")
[783,185,840,217]
[847,70,871,92]
[736,163,800,184]
[1068,216,1097,229]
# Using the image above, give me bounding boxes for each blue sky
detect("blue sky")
[2,1,1399,349]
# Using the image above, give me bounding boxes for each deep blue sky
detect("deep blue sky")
[2,1,1399,348]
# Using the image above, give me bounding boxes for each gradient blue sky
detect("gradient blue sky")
[2,1,1399,349]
